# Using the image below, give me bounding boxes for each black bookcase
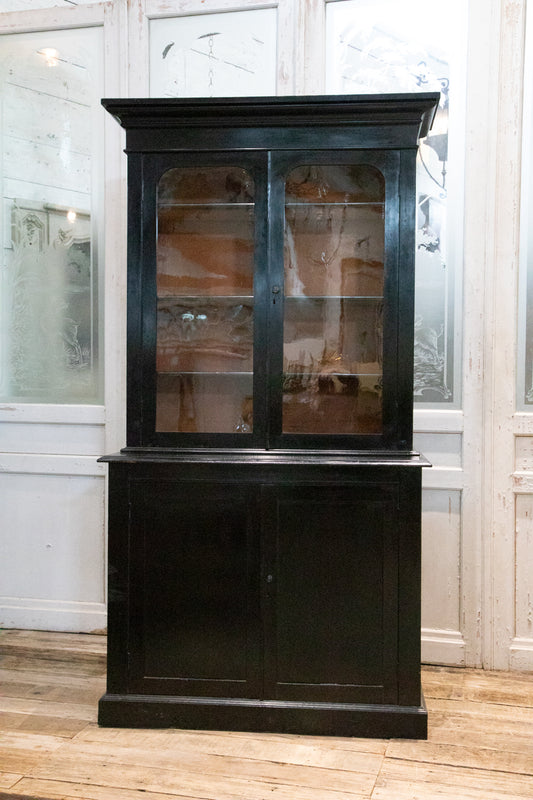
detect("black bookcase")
[98,93,438,738]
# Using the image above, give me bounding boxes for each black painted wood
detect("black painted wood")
[99,455,427,738]
[99,94,438,738]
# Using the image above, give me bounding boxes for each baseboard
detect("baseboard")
[0,597,107,634]
[510,637,533,670]
[421,627,466,666]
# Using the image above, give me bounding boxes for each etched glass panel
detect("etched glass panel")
[326,0,466,406]
[518,15,533,410]
[0,28,103,403]
[149,9,276,98]
[283,165,385,434]
[156,166,255,433]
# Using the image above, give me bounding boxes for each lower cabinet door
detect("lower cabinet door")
[127,478,263,698]
[261,482,400,706]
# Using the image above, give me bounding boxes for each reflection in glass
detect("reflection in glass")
[156,166,254,433]
[283,165,385,435]
[0,29,102,403]
[157,298,253,374]
[157,374,253,434]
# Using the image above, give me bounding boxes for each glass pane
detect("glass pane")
[149,8,277,98]
[518,13,533,410]
[283,165,385,435]
[157,374,253,434]
[158,167,254,297]
[156,166,254,433]
[326,0,466,407]
[157,298,253,374]
[0,28,103,403]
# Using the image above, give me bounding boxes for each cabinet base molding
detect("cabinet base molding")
[98,691,428,739]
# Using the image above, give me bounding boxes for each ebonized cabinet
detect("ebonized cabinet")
[99,93,438,738]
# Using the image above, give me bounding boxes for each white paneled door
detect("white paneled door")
[0,4,123,633]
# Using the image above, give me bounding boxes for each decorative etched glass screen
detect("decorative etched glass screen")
[156,166,255,433]
[326,0,465,406]
[0,28,103,403]
[150,9,277,98]
[283,165,385,435]
[518,7,533,410]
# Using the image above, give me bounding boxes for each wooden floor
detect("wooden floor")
[0,630,532,800]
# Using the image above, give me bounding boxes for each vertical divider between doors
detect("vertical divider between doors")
[259,482,277,699]
[266,152,285,447]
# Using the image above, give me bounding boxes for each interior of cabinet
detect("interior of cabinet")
[155,166,255,433]
[154,160,387,437]
[282,163,385,435]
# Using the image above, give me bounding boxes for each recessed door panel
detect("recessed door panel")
[128,479,262,697]
[263,482,399,705]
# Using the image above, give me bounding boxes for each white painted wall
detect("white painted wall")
[0,0,531,672]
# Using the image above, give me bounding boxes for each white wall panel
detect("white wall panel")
[413,432,462,469]
[0,423,104,455]
[515,493,533,642]
[0,470,106,632]
[421,487,465,665]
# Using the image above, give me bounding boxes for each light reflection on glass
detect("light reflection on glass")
[283,164,385,435]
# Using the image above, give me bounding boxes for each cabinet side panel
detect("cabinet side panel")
[103,463,131,695]
[398,466,423,705]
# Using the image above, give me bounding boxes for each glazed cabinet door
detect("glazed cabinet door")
[128,153,269,448]
[262,481,400,705]
[128,148,411,451]
[125,475,263,699]
[267,151,405,450]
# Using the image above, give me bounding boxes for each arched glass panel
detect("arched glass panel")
[156,166,255,433]
[283,164,385,434]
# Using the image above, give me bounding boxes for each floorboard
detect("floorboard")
[0,629,532,800]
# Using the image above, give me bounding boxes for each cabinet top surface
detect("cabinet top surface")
[100,449,431,468]
[101,92,439,140]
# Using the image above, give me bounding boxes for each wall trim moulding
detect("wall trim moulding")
[413,409,464,433]
[0,405,105,425]
[0,453,106,477]
[422,467,464,491]
[509,637,533,671]
[0,597,106,635]
[0,5,105,34]
[421,627,466,667]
